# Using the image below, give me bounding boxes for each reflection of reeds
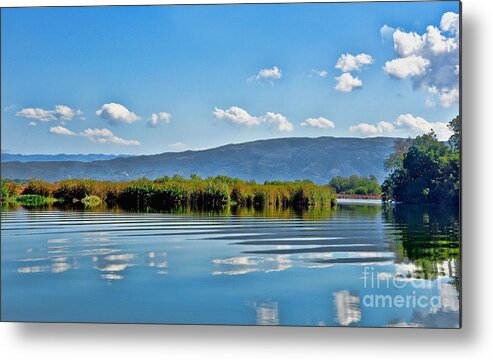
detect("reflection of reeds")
[2,176,336,211]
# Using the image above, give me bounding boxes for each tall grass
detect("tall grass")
[1,176,336,210]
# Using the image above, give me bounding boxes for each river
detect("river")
[0,200,460,327]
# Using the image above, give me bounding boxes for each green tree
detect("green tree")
[382,117,460,206]
[448,115,461,152]
[328,175,381,195]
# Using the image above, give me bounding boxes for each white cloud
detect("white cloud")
[95,103,140,125]
[80,128,140,146]
[147,112,172,128]
[395,114,432,133]
[425,97,436,108]
[301,117,335,129]
[168,142,187,151]
[396,114,452,140]
[335,53,374,72]
[49,126,77,136]
[425,25,457,56]
[213,106,292,132]
[349,114,452,141]
[376,121,396,133]
[16,105,83,123]
[17,108,54,121]
[383,55,430,79]
[335,73,363,93]
[54,105,83,122]
[248,66,282,84]
[380,24,396,42]
[349,121,395,136]
[439,87,459,107]
[393,30,425,57]
[311,69,328,78]
[262,112,293,132]
[440,11,459,34]
[213,106,261,127]
[383,12,459,107]
[28,121,37,127]
[427,122,453,141]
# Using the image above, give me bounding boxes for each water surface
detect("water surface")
[1,201,460,327]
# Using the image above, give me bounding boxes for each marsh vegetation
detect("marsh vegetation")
[1,176,336,210]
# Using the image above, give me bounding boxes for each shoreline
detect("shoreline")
[336,194,382,200]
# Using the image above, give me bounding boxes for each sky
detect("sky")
[1,1,460,155]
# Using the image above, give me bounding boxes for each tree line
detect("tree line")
[328,175,381,196]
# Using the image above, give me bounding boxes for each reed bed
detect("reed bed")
[1,176,336,210]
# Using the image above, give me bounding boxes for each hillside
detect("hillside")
[0,137,399,183]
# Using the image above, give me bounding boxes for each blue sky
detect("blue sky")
[1,1,460,155]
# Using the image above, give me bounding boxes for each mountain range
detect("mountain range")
[0,137,399,183]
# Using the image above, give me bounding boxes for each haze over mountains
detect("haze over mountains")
[1,137,399,183]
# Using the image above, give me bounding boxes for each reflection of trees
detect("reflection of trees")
[335,203,382,217]
[383,204,460,284]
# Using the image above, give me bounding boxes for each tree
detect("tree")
[328,175,381,195]
[1,180,8,203]
[384,138,413,171]
[448,115,461,152]
[382,117,460,206]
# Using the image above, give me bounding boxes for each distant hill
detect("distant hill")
[0,137,399,183]
[1,153,132,163]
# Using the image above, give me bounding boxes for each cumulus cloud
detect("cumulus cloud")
[425,25,457,56]
[395,114,432,133]
[248,66,282,84]
[263,112,293,132]
[384,55,430,79]
[440,11,459,34]
[96,103,140,125]
[392,30,425,57]
[380,24,396,42]
[335,73,363,93]
[80,128,140,146]
[333,53,372,92]
[349,121,395,136]
[28,121,37,127]
[335,53,374,72]
[147,112,172,128]
[439,87,459,108]
[213,106,261,127]
[383,12,459,107]
[301,117,335,129]
[17,108,54,121]
[213,106,292,132]
[311,69,328,78]
[16,105,83,123]
[49,125,77,136]
[349,113,452,140]
[54,105,83,122]
[395,114,452,140]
